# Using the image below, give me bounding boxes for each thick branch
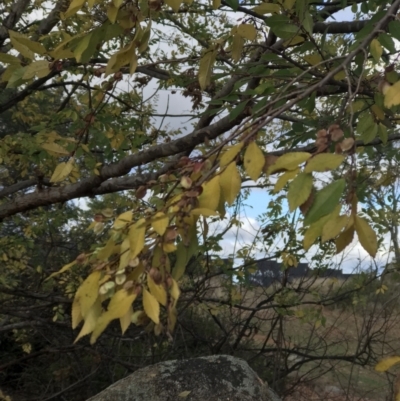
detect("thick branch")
[313,20,367,34]
[0,0,31,46]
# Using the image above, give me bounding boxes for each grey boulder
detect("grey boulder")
[87,354,281,401]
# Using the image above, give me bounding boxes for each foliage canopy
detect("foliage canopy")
[1,0,400,345]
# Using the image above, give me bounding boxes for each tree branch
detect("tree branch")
[0,0,31,46]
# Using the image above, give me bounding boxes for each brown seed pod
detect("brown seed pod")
[340,138,355,152]
[330,128,344,142]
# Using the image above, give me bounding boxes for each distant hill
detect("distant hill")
[249,258,354,287]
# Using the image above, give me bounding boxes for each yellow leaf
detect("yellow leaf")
[375,356,400,372]
[304,154,345,173]
[0,53,21,64]
[170,278,181,305]
[334,70,346,81]
[220,142,244,166]
[371,104,385,120]
[244,142,265,181]
[107,4,119,23]
[114,210,133,230]
[198,176,220,211]
[198,49,217,90]
[120,305,133,334]
[152,212,169,236]
[283,0,296,9]
[283,36,305,47]
[287,173,313,211]
[129,218,146,259]
[237,24,257,41]
[8,31,34,59]
[354,215,377,257]
[178,391,191,398]
[119,238,131,270]
[113,0,124,7]
[267,152,311,174]
[72,298,83,329]
[97,237,115,261]
[335,226,355,254]
[130,51,138,75]
[165,0,183,12]
[220,162,241,206]
[22,60,51,80]
[50,158,75,183]
[370,39,382,63]
[384,81,400,108]
[90,290,137,343]
[231,33,244,62]
[42,142,70,156]
[74,271,101,319]
[321,215,350,243]
[273,169,299,193]
[147,274,167,306]
[213,0,221,9]
[64,0,86,18]
[304,54,322,66]
[46,261,76,280]
[253,3,280,13]
[74,297,102,343]
[143,288,160,324]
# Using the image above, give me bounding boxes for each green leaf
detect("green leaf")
[378,123,388,145]
[389,21,400,41]
[302,11,313,35]
[287,173,312,211]
[361,123,378,144]
[378,33,396,54]
[224,0,239,10]
[229,100,248,121]
[271,24,299,39]
[304,179,346,225]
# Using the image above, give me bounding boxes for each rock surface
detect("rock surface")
[86,354,281,401]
